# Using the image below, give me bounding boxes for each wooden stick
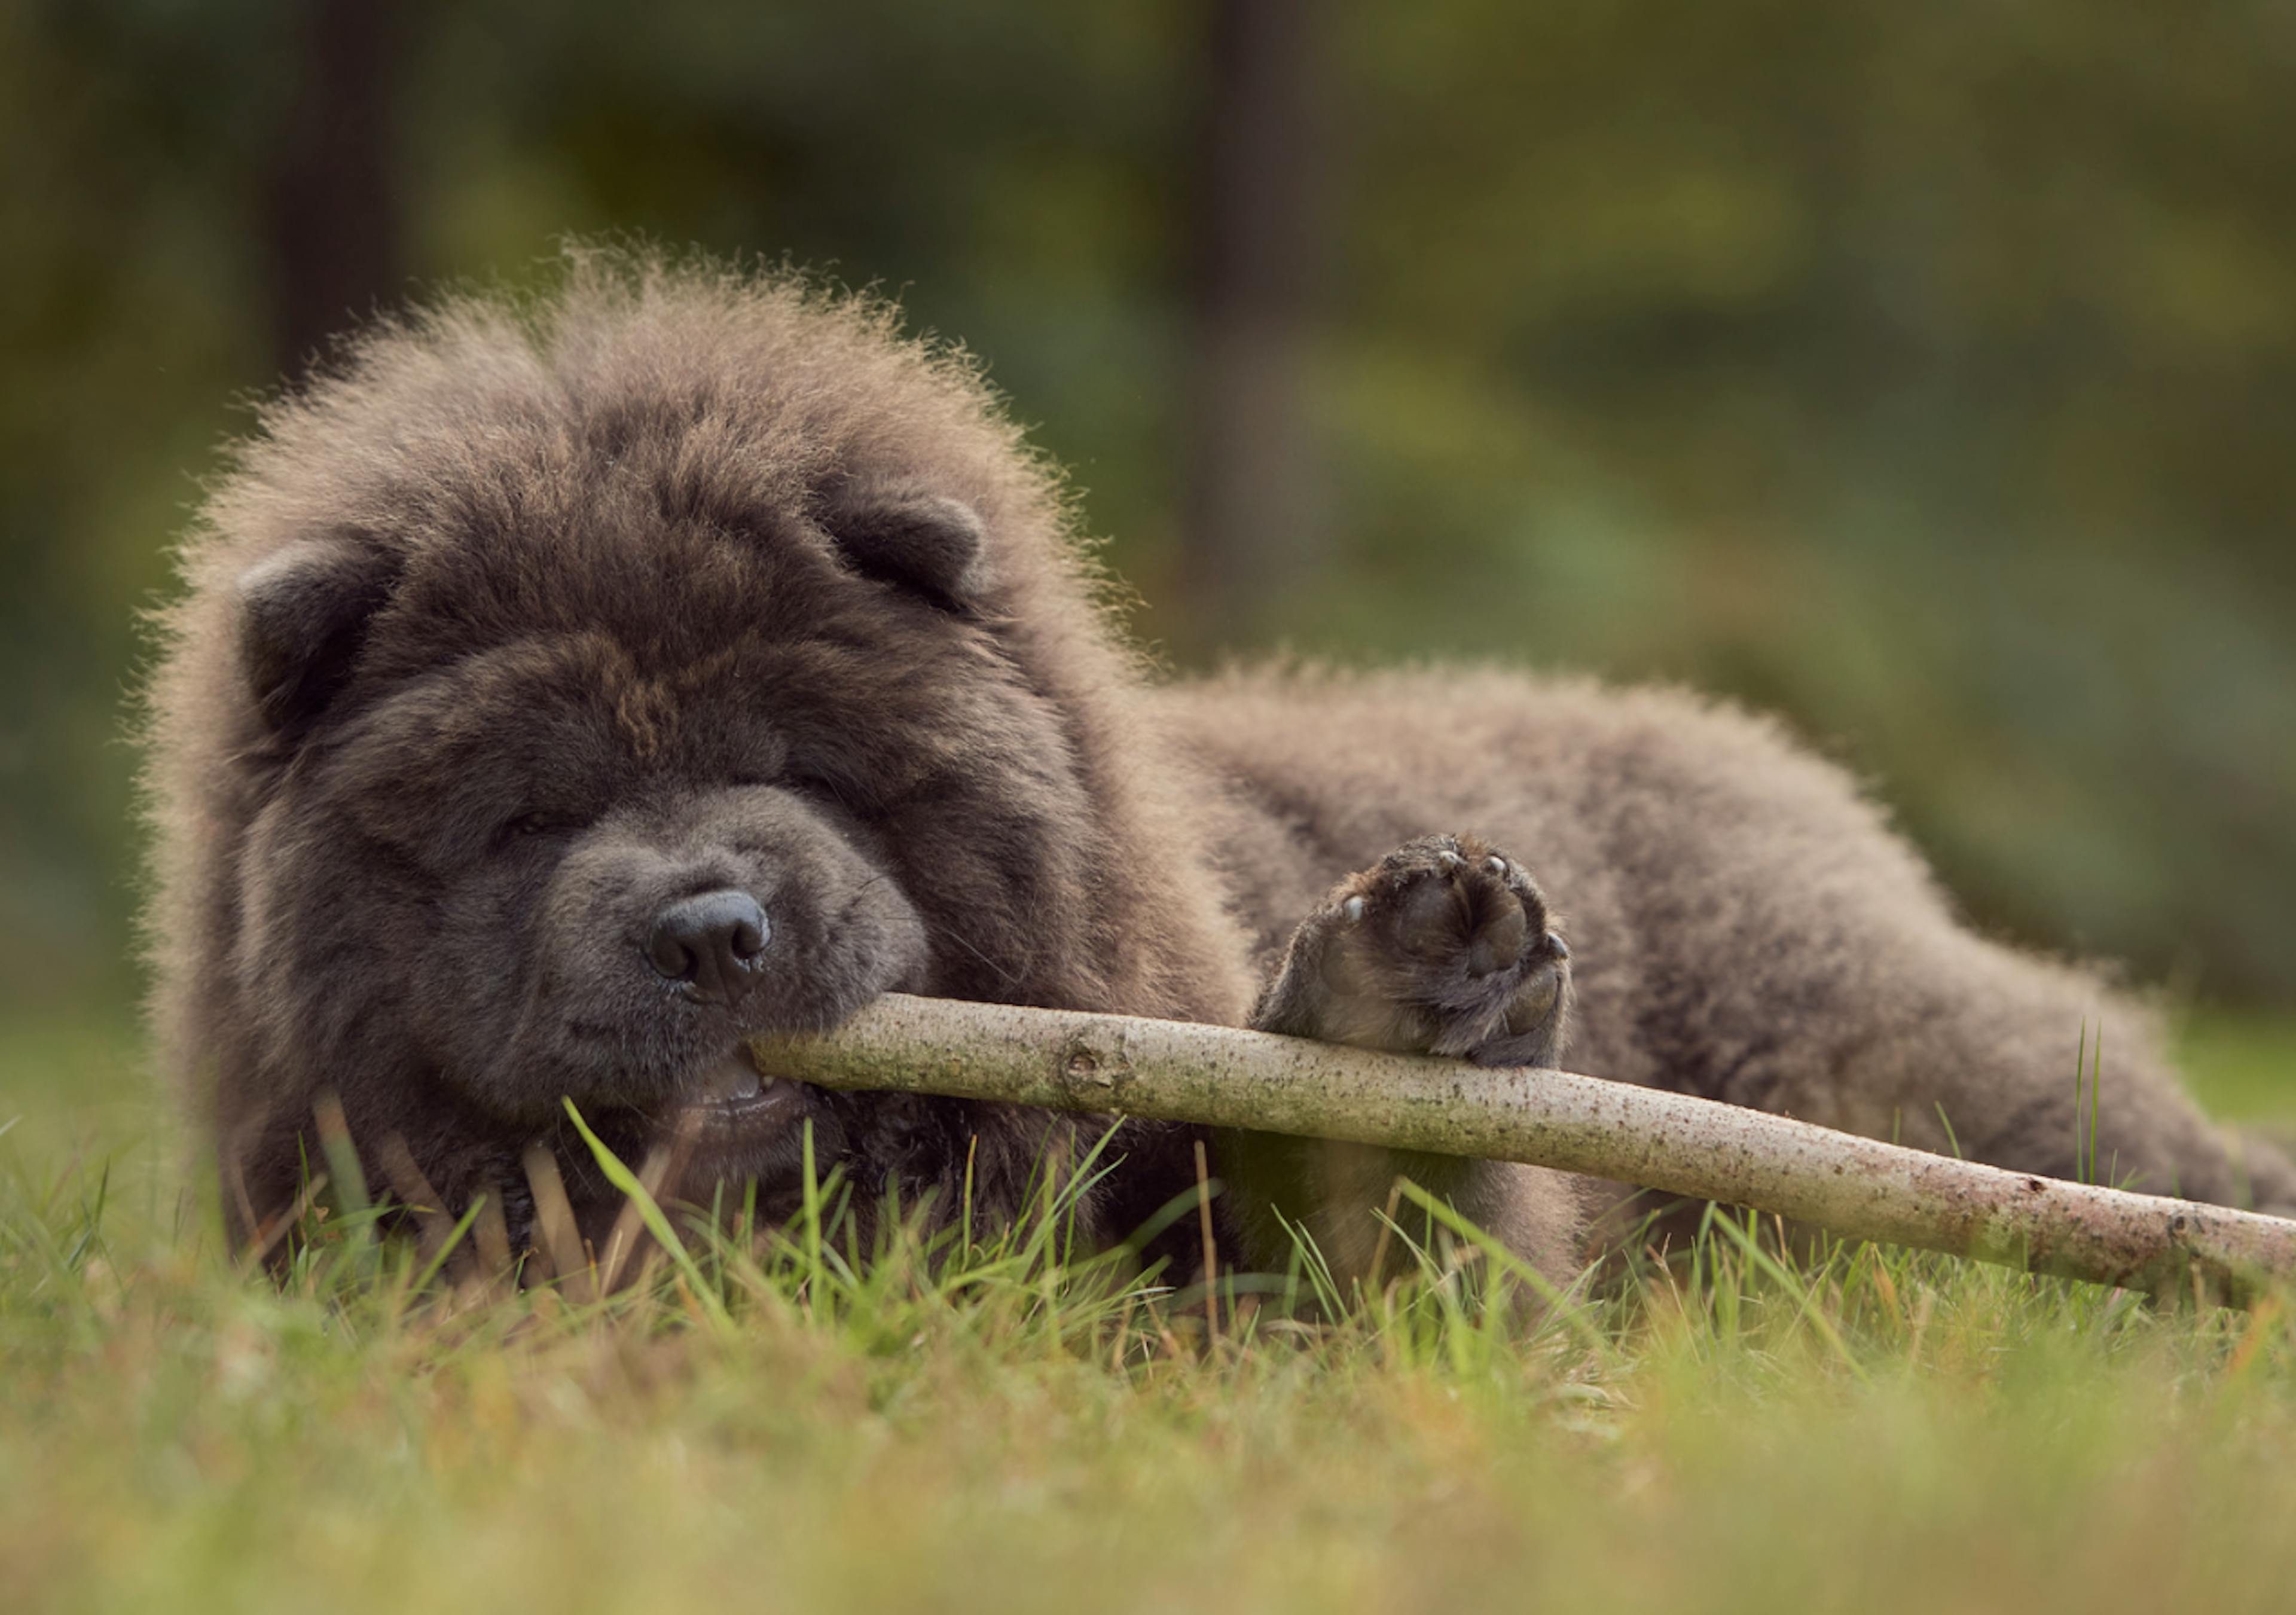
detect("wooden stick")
[754,994,2296,1305]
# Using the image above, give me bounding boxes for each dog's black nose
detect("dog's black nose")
[646,890,770,1003]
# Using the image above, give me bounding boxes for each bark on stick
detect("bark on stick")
[754,994,2296,1305]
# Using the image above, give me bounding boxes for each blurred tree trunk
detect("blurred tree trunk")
[264,0,408,379]
[1177,0,1324,653]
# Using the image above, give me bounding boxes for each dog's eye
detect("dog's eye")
[501,810,580,843]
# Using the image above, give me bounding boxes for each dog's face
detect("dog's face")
[225,484,1096,1210]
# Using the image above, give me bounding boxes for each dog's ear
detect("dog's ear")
[820,483,991,612]
[235,536,398,733]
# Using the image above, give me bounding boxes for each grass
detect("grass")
[4,1008,2296,1615]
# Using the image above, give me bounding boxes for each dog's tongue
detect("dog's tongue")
[695,1047,766,1102]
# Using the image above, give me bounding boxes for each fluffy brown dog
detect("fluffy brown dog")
[142,254,2295,1288]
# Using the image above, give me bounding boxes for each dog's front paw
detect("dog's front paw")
[1254,834,1571,1067]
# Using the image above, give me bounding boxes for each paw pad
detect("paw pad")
[1341,833,1564,987]
[1268,832,1571,1065]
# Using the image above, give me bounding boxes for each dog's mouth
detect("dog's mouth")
[670,1043,811,1140]
[588,1043,848,1206]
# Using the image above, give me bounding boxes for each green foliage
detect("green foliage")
[3,1,2294,1011]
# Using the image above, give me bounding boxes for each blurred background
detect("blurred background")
[3,1,2293,1071]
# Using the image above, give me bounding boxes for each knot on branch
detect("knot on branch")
[1058,1033,1132,1100]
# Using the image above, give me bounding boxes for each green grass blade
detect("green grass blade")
[560,1098,732,1335]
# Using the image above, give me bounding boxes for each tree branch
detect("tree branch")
[755,994,2296,1305]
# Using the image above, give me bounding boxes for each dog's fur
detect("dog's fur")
[142,254,2296,1284]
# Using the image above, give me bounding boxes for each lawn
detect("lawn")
[4,1006,2295,1615]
